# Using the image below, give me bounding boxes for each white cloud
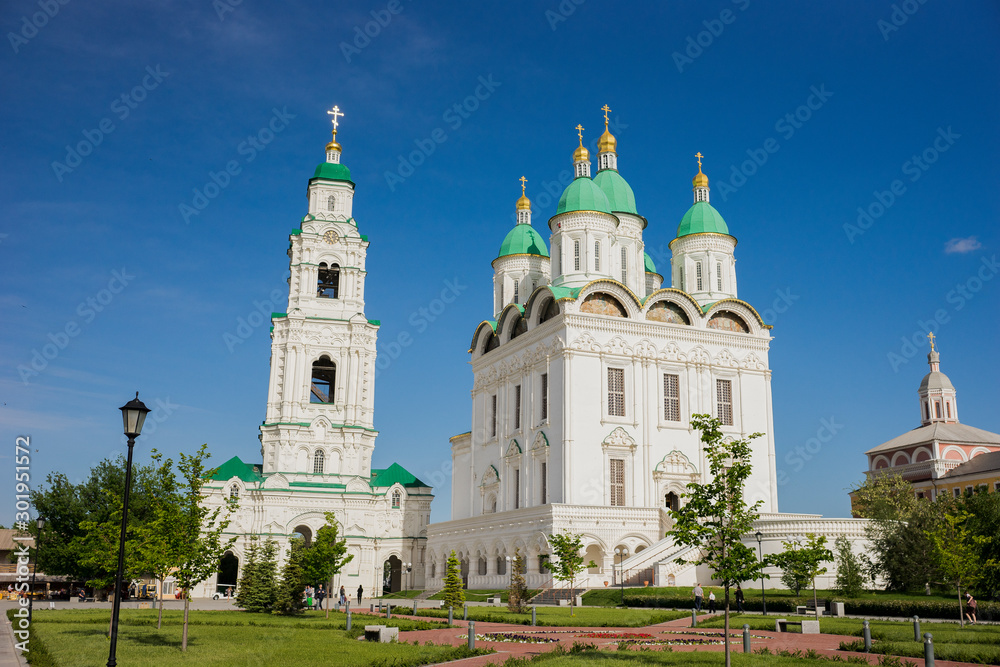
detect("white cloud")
[944,237,982,254]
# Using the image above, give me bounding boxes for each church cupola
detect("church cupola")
[597,104,618,172]
[493,177,551,313]
[515,175,531,225]
[918,334,959,425]
[693,151,710,203]
[572,124,591,178]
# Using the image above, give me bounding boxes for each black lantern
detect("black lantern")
[119,392,151,438]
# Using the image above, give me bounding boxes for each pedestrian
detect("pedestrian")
[357,584,364,604]
[316,585,326,610]
[735,585,745,613]
[305,585,313,610]
[340,585,347,606]
[693,583,703,612]
[708,591,716,614]
[965,593,978,624]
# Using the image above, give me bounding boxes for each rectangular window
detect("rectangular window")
[610,458,625,507]
[540,373,548,420]
[595,241,600,271]
[663,373,680,421]
[966,486,973,495]
[574,240,580,271]
[513,281,519,304]
[608,367,625,417]
[514,468,520,509]
[514,384,522,430]
[621,247,628,285]
[717,262,722,291]
[995,481,1000,491]
[696,262,703,291]
[491,394,497,437]
[540,461,547,504]
[954,488,961,498]
[935,401,941,419]
[716,379,733,426]
[946,402,951,418]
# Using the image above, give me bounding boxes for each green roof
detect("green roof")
[312,162,352,182]
[546,285,580,301]
[556,177,612,215]
[593,169,637,214]
[677,201,730,237]
[209,456,263,483]
[498,224,549,258]
[370,462,429,488]
[643,251,657,274]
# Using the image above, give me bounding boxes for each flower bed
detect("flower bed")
[577,632,653,639]
[475,632,559,644]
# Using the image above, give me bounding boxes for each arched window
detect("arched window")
[946,402,951,419]
[317,262,340,298]
[665,492,679,511]
[924,403,929,420]
[327,194,337,211]
[310,356,336,403]
[229,485,239,500]
[313,450,325,474]
[391,489,401,509]
[935,402,941,419]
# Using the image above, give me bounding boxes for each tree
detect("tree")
[669,414,768,667]
[173,444,236,650]
[958,488,1000,599]
[301,513,353,619]
[772,540,811,596]
[235,536,279,613]
[136,450,183,629]
[833,536,866,598]
[275,538,307,615]
[441,550,465,611]
[545,531,596,617]
[507,548,528,613]
[927,512,985,628]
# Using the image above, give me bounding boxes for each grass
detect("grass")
[427,588,541,602]
[495,646,875,666]
[417,605,689,627]
[15,609,482,667]
[583,586,960,608]
[376,589,423,600]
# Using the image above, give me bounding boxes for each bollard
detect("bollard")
[691,609,698,627]
[863,620,871,653]
[468,621,476,650]
[346,610,351,631]
[386,604,391,620]
[464,604,468,620]
[448,606,453,626]
[743,624,751,653]
[413,599,418,616]
[531,606,536,626]
[913,616,920,642]
[923,633,934,667]
[346,601,350,614]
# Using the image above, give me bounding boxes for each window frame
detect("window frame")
[514,384,522,431]
[663,373,681,422]
[607,367,626,418]
[573,240,581,271]
[609,457,626,507]
[716,378,734,426]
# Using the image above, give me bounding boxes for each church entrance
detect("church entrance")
[383,556,402,593]
[216,551,239,597]
[292,525,313,547]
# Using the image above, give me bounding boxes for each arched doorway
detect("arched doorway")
[292,525,312,547]
[584,544,604,574]
[383,555,402,593]
[217,551,239,597]
[665,492,680,512]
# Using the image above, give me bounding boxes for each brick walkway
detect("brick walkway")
[344,610,984,667]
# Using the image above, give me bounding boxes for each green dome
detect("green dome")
[556,177,612,215]
[593,169,637,214]
[313,162,352,182]
[644,251,657,274]
[498,224,549,258]
[677,201,730,237]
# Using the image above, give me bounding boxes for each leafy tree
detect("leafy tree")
[958,488,1000,599]
[136,450,183,629]
[441,550,465,611]
[927,511,985,628]
[507,548,528,613]
[235,536,279,613]
[833,536,866,598]
[669,414,768,667]
[772,540,811,596]
[173,444,236,650]
[275,538,307,615]
[301,513,353,618]
[544,531,596,617]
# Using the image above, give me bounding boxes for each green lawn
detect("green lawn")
[15,609,481,667]
[418,605,689,627]
[583,586,960,607]
[427,588,541,603]
[497,647,867,666]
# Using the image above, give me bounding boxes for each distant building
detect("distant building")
[856,337,1000,505]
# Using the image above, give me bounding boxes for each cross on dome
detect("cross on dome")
[519,175,527,195]
[601,104,611,127]
[575,124,585,143]
[696,152,704,170]
[927,331,936,351]
[327,105,344,130]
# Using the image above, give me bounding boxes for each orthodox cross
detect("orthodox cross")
[575,124,584,143]
[695,152,704,170]
[927,331,936,351]
[519,175,527,195]
[601,104,611,125]
[327,105,344,130]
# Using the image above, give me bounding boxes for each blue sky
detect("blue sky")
[2,1,998,526]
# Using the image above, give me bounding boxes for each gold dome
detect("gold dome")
[516,175,531,210]
[692,151,708,188]
[326,130,342,152]
[598,128,617,154]
[573,144,590,162]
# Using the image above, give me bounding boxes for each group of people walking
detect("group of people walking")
[693,583,746,614]
[302,584,365,609]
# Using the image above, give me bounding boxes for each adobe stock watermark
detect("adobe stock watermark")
[715,84,833,202]
[17,268,135,384]
[340,0,407,62]
[213,0,243,20]
[672,0,751,73]
[886,254,997,372]
[877,0,929,41]
[51,65,170,182]
[383,76,501,192]
[7,0,70,54]
[776,416,844,486]
[375,277,468,378]
[179,107,296,223]
[545,0,586,31]
[118,397,179,441]
[223,280,286,353]
[843,126,959,244]
[11,435,35,653]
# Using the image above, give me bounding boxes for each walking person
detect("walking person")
[965,593,978,624]
[339,585,347,607]
[316,585,326,610]
[708,590,717,614]
[693,583,703,612]
[735,585,745,613]
[357,584,364,605]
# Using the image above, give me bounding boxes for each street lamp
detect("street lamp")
[614,547,629,606]
[755,531,766,616]
[108,392,150,667]
[29,517,45,622]
[404,562,412,591]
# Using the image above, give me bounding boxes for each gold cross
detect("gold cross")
[327,105,344,130]
[519,175,527,195]
[601,104,611,126]
[695,152,704,169]
[575,124,584,143]
[927,331,936,350]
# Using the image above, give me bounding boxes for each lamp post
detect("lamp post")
[29,517,45,622]
[755,531,766,616]
[404,562,412,592]
[505,555,513,590]
[107,393,150,667]
[615,547,629,606]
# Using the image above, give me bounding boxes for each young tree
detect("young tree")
[772,540,811,595]
[545,531,596,617]
[926,512,985,628]
[441,550,465,611]
[833,536,866,598]
[173,444,237,650]
[136,450,183,629]
[959,488,1000,599]
[507,548,528,613]
[669,414,768,667]
[275,538,307,615]
[301,513,353,619]
[236,536,279,613]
